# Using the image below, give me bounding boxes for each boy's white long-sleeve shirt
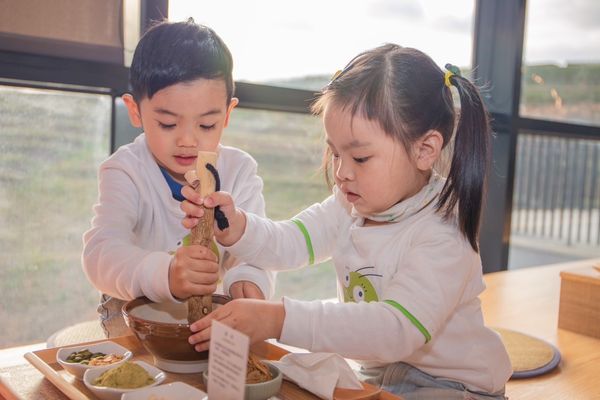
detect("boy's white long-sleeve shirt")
[225,186,511,394]
[82,134,274,309]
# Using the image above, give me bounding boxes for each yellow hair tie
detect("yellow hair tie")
[444,63,461,88]
[444,70,454,88]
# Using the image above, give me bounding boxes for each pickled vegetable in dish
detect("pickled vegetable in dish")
[65,349,124,365]
[246,353,272,384]
[65,349,106,364]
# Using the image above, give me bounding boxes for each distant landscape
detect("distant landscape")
[0,63,598,347]
[261,64,600,125]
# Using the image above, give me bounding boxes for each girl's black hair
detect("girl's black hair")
[129,18,234,103]
[312,44,491,252]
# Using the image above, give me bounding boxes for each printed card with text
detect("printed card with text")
[207,320,250,400]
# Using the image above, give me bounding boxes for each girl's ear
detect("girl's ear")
[122,94,142,128]
[223,97,239,128]
[414,130,443,171]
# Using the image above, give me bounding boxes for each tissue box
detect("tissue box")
[558,266,600,338]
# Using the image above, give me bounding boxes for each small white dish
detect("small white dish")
[56,341,132,380]
[121,381,207,400]
[83,360,166,400]
[202,361,282,400]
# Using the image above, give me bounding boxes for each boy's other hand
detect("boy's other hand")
[229,281,265,300]
[169,245,219,300]
[180,186,246,246]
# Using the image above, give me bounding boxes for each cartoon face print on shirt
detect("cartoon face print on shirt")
[343,266,382,303]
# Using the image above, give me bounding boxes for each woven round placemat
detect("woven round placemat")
[46,320,106,348]
[493,327,561,378]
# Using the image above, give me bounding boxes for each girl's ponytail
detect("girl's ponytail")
[437,72,491,252]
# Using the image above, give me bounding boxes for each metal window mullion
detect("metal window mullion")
[579,143,591,244]
[541,136,551,238]
[474,0,527,272]
[515,135,526,233]
[590,144,599,245]
[559,139,569,243]
[548,139,562,239]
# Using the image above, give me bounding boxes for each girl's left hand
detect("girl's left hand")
[189,299,285,352]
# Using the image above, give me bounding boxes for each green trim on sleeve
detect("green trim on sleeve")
[291,218,315,265]
[384,300,432,343]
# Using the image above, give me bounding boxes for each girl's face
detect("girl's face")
[123,78,237,184]
[324,104,428,215]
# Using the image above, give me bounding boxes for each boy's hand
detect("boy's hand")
[169,245,219,300]
[181,186,246,246]
[189,299,285,352]
[229,281,265,300]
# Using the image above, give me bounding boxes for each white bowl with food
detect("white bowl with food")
[121,381,207,400]
[83,360,165,400]
[56,340,132,380]
[202,357,282,400]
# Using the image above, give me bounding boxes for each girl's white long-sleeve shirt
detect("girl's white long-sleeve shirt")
[82,134,275,311]
[225,186,511,394]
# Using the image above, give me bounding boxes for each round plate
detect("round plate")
[493,327,561,379]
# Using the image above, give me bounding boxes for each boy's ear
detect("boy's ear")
[122,94,142,128]
[414,130,443,171]
[223,97,239,128]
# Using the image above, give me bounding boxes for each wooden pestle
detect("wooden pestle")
[187,151,218,323]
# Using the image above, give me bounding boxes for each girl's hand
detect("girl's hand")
[169,245,219,300]
[229,281,265,300]
[189,299,285,352]
[180,186,247,246]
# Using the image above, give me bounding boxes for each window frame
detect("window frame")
[1,0,599,273]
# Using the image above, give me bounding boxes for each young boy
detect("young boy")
[82,19,274,337]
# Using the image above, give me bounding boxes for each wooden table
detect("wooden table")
[2,257,599,399]
[482,258,600,400]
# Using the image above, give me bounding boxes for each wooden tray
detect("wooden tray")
[24,335,393,400]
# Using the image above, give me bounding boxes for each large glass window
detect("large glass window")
[170,0,475,90]
[511,0,600,269]
[521,0,600,125]
[0,86,110,348]
[222,108,336,300]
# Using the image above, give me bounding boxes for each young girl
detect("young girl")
[182,44,511,399]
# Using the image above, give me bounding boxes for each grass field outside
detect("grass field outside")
[0,87,110,347]
[0,88,335,348]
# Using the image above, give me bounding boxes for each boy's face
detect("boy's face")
[123,78,238,183]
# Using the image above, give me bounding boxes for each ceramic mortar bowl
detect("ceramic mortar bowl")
[122,295,231,374]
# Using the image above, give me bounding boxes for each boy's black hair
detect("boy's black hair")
[129,18,234,103]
